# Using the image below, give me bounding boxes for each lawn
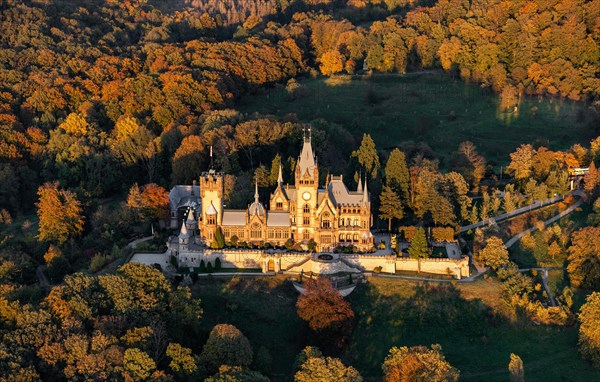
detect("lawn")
[239,72,595,166]
[190,275,599,381]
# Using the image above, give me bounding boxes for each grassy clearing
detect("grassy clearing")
[190,275,599,382]
[240,72,594,166]
[347,277,598,381]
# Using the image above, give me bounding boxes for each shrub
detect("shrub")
[89,254,109,273]
[207,262,213,273]
[431,227,455,242]
[199,260,206,272]
[190,272,199,283]
[373,266,382,274]
[253,346,273,375]
[215,257,222,271]
[399,226,417,241]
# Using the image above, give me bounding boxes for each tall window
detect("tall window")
[303,232,310,240]
[303,204,310,214]
[303,217,310,225]
[207,215,216,225]
[276,201,283,209]
[321,212,330,228]
[251,223,261,239]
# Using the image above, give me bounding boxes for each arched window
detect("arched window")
[303,204,310,214]
[251,223,261,239]
[354,218,359,226]
[346,218,351,226]
[346,234,351,241]
[353,234,359,241]
[339,234,345,242]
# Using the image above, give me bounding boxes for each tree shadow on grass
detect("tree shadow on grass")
[345,281,493,377]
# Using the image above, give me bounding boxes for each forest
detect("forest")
[1,0,600,381]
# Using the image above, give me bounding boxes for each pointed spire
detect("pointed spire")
[254,179,259,204]
[277,161,283,185]
[179,219,189,237]
[357,172,363,193]
[186,208,195,222]
[362,176,368,205]
[298,126,316,177]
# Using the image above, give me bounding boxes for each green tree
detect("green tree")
[408,227,429,272]
[579,292,600,368]
[379,185,404,231]
[508,353,524,382]
[295,347,362,382]
[269,154,282,185]
[477,236,509,271]
[385,148,410,204]
[200,324,253,373]
[382,344,459,382]
[352,134,380,179]
[212,227,225,249]
[36,182,84,245]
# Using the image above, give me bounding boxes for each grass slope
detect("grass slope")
[191,276,600,381]
[239,72,594,166]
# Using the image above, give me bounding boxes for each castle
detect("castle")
[168,129,375,253]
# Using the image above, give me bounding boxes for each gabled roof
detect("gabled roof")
[327,177,364,206]
[169,185,200,209]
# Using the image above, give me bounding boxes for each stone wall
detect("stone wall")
[395,257,470,278]
[175,248,470,279]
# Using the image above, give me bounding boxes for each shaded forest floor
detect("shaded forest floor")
[239,72,596,166]
[190,275,600,381]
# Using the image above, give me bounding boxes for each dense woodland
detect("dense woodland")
[1,0,600,381]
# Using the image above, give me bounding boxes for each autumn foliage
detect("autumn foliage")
[296,278,354,348]
[36,182,84,245]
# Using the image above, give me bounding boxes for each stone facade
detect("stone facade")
[170,129,374,252]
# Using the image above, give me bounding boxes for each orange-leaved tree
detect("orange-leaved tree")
[36,182,84,245]
[127,183,169,222]
[296,278,354,349]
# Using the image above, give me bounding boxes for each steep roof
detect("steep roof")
[327,176,364,206]
[297,134,316,177]
[206,202,217,215]
[169,185,200,209]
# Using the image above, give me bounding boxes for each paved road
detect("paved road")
[518,267,564,307]
[459,190,582,233]
[504,190,584,249]
[36,265,50,288]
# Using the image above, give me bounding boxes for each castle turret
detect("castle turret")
[200,170,223,226]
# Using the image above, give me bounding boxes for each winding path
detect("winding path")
[459,190,583,233]
[504,190,584,249]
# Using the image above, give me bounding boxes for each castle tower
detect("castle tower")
[200,170,223,228]
[295,127,319,242]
